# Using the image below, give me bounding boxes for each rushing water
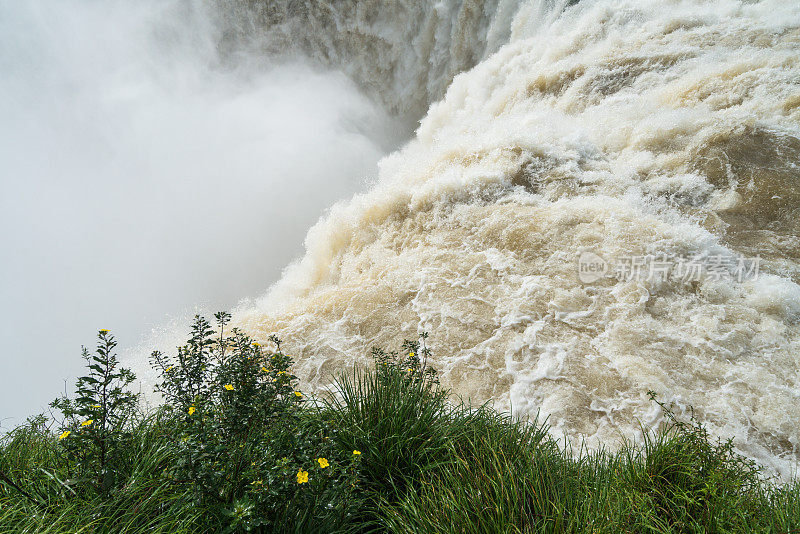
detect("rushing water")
[230,0,800,479]
[2,0,798,479]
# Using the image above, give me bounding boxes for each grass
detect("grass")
[0,412,207,533]
[0,327,798,533]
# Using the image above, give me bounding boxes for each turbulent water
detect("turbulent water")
[226,0,800,480]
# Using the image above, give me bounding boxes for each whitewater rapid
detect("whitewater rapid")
[230,0,800,480]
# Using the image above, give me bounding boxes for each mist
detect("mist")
[0,0,406,427]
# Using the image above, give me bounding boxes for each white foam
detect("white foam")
[236,0,800,480]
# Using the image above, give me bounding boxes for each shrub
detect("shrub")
[150,314,363,532]
[50,330,139,494]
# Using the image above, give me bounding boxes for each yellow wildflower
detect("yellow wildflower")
[166,366,174,372]
[188,407,196,415]
[296,469,309,484]
[99,329,109,334]
[81,419,93,427]
[353,450,361,456]
[252,342,260,347]
[317,458,329,468]
[261,367,268,373]
[293,391,302,398]
[224,384,234,391]
[58,430,71,440]
[409,351,415,358]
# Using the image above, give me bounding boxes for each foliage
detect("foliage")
[0,316,798,534]
[49,330,139,495]
[149,314,362,532]
[320,339,450,506]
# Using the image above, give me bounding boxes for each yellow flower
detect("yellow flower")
[261,367,268,373]
[353,450,361,456]
[58,430,71,440]
[99,329,109,334]
[224,384,234,391]
[293,391,302,398]
[317,457,329,468]
[188,407,196,415]
[166,366,174,372]
[81,419,93,427]
[91,404,101,408]
[296,469,309,484]
[409,351,415,358]
[252,342,260,347]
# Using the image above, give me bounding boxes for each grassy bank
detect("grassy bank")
[1,315,798,533]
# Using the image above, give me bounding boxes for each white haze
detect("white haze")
[0,0,405,427]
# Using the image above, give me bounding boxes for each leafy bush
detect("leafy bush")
[50,330,139,494]
[150,314,362,532]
